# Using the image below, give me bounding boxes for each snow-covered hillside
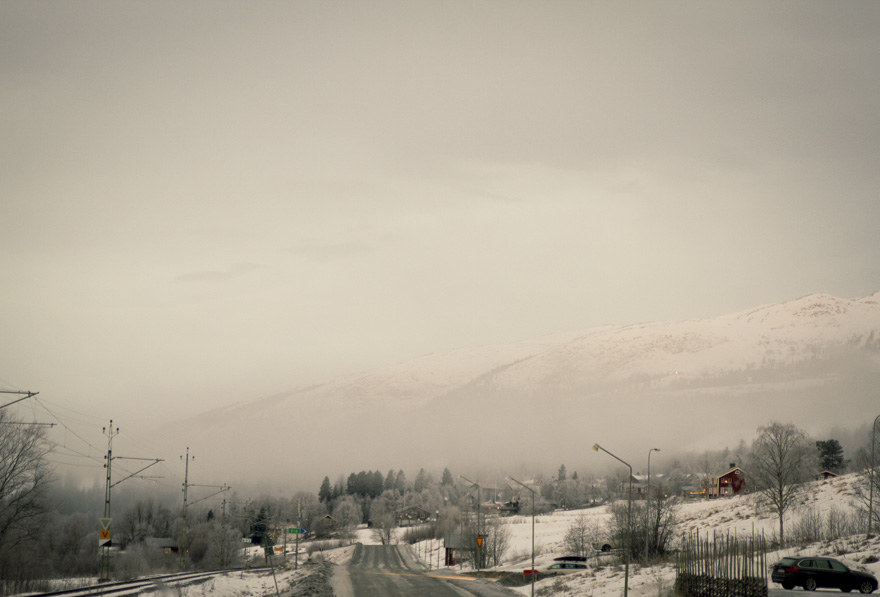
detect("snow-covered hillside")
[405,472,880,597]
[239,291,880,408]
[160,291,880,492]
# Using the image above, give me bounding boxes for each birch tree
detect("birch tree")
[748,421,815,546]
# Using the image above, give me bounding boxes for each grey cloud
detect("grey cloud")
[172,262,264,284]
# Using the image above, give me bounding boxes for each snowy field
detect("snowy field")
[44,473,880,597]
[404,473,880,596]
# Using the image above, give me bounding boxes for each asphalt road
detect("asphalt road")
[330,544,520,597]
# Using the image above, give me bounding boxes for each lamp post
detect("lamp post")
[593,443,632,597]
[507,475,535,597]
[645,448,660,563]
[459,475,483,570]
[869,414,880,535]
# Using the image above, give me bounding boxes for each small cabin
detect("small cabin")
[312,514,337,538]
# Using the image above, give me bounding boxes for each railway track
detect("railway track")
[27,567,272,597]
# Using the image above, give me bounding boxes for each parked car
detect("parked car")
[771,555,877,593]
[541,562,587,576]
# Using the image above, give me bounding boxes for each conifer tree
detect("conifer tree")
[319,476,332,503]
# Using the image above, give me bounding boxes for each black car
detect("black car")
[553,555,587,563]
[771,555,877,593]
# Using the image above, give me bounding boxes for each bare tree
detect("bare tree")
[695,451,723,499]
[119,498,158,548]
[0,411,52,586]
[607,495,678,562]
[851,437,880,532]
[482,518,510,568]
[0,413,51,548]
[748,421,816,546]
[563,512,601,557]
[644,491,678,561]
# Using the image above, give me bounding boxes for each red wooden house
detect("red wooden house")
[708,467,746,497]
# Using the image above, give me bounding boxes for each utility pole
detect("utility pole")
[180,447,192,570]
[593,443,633,597]
[221,496,228,568]
[178,451,230,571]
[100,421,118,582]
[645,448,660,563]
[98,420,163,583]
[295,499,301,570]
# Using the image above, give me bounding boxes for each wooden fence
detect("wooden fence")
[675,530,768,597]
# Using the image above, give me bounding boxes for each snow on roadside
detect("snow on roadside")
[408,472,879,596]
[89,473,876,597]
[143,565,318,597]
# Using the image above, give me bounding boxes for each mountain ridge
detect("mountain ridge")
[160,291,880,491]
[236,291,880,410]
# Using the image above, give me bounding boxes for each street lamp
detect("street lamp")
[593,443,632,597]
[507,475,536,597]
[645,448,660,563]
[459,475,484,570]
[869,414,880,535]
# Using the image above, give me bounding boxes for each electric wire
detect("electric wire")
[29,398,155,482]
[6,387,229,506]
[34,397,105,456]
[0,376,24,391]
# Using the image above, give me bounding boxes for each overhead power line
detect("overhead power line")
[0,390,39,409]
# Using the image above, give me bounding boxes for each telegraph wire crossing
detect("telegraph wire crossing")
[2,387,230,508]
[29,396,175,487]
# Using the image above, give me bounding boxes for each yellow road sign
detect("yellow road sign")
[100,530,110,540]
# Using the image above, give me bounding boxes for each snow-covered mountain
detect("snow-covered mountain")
[164,292,880,492]
[308,291,880,403]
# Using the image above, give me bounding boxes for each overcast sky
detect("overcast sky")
[3,1,880,426]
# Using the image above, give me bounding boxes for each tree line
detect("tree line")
[2,406,879,594]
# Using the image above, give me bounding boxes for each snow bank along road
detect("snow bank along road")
[330,544,518,597]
